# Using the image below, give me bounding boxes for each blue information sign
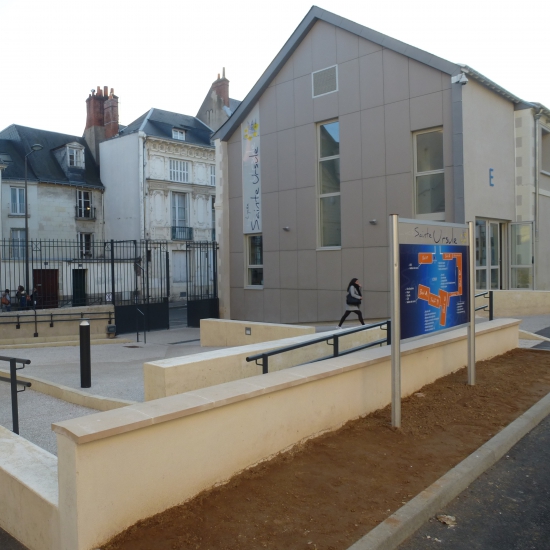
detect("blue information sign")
[398,221,470,340]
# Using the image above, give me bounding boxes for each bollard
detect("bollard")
[80,320,91,388]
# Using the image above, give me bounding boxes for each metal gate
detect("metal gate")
[110,240,170,334]
[186,241,219,327]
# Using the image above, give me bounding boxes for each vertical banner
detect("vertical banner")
[242,105,261,234]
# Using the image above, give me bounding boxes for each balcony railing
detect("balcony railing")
[172,226,193,241]
[75,206,96,220]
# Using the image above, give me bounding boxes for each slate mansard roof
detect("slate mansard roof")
[213,6,546,142]
[119,108,214,148]
[0,124,103,189]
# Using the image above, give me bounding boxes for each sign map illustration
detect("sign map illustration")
[399,241,469,340]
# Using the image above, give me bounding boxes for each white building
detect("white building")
[100,108,216,300]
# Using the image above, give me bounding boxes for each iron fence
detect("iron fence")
[0,239,169,310]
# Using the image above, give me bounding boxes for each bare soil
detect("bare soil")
[102,348,550,550]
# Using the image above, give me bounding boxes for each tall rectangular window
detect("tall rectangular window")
[170,159,189,183]
[68,147,84,168]
[414,129,445,219]
[76,190,93,218]
[77,233,93,258]
[246,235,263,286]
[318,120,341,247]
[172,193,192,240]
[10,229,26,259]
[10,187,25,215]
[209,164,216,186]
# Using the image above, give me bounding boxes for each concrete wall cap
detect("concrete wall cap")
[53,319,520,445]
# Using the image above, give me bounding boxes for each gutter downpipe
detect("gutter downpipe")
[534,108,543,289]
[138,132,147,239]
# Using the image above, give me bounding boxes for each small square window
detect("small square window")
[172,129,186,141]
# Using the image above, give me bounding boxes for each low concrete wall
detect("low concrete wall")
[0,305,114,345]
[475,290,550,318]
[0,426,59,550]
[0,370,136,411]
[145,325,387,399]
[200,318,315,347]
[52,319,518,550]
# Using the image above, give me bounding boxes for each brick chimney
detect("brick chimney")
[84,86,119,164]
[211,67,229,108]
[104,88,119,139]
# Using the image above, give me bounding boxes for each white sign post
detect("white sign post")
[389,215,476,428]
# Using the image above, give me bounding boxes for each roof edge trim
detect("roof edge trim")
[213,6,461,142]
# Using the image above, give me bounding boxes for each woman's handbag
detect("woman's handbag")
[346,290,361,306]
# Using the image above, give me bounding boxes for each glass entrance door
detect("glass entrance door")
[475,219,502,290]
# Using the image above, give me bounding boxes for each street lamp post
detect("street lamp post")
[24,144,43,295]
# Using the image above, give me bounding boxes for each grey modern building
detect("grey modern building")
[213,6,550,323]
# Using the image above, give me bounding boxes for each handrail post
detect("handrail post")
[333,335,339,357]
[489,291,494,321]
[262,354,268,374]
[386,320,391,345]
[34,308,38,337]
[10,359,19,434]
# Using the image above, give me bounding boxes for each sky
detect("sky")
[1,0,548,137]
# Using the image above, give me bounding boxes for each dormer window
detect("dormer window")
[172,129,186,141]
[68,146,84,168]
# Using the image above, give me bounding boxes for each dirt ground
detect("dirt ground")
[102,348,550,550]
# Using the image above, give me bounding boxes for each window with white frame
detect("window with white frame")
[171,192,191,240]
[170,159,189,183]
[209,164,216,186]
[10,229,26,259]
[76,190,93,218]
[414,129,445,219]
[10,187,25,215]
[68,147,84,168]
[172,129,186,141]
[318,120,341,247]
[77,233,93,258]
[246,235,263,286]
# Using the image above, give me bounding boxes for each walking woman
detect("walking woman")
[338,278,365,327]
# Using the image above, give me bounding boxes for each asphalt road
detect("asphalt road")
[398,414,550,550]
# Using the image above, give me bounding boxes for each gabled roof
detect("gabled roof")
[213,6,462,142]
[213,6,542,142]
[119,108,214,147]
[0,125,102,189]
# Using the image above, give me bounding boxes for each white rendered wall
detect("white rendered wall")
[100,133,141,241]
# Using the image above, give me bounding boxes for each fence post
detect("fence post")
[80,321,91,388]
[10,359,19,435]
[110,240,116,307]
[489,291,494,321]
[166,250,170,299]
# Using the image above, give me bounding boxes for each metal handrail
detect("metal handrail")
[0,355,31,434]
[0,310,114,337]
[246,320,390,374]
[474,290,494,320]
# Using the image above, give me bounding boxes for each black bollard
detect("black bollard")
[80,320,91,388]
